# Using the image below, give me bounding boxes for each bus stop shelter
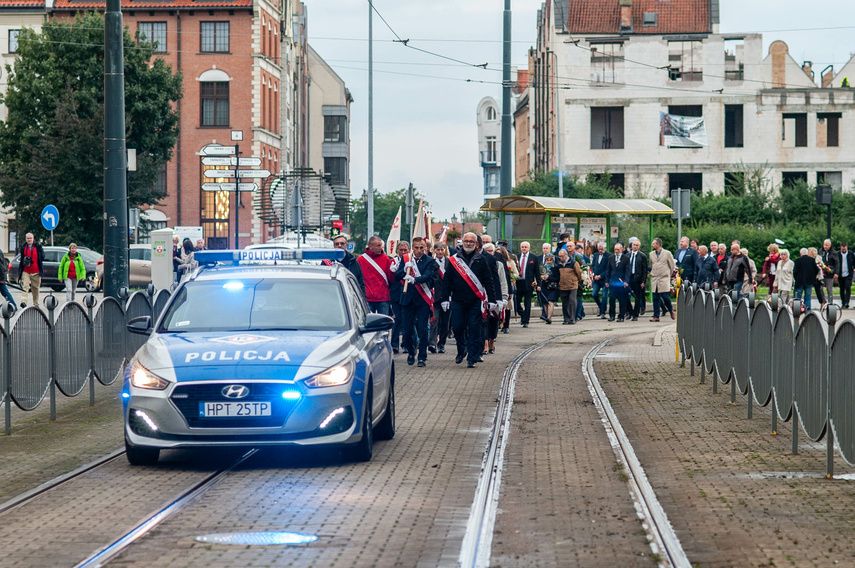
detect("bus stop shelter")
[480,195,674,255]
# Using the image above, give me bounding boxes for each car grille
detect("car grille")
[171,383,297,428]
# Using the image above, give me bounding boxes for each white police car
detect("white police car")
[123,248,395,465]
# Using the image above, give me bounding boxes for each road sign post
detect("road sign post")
[41,204,59,246]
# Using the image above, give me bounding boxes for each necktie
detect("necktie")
[521,254,526,279]
[631,252,636,274]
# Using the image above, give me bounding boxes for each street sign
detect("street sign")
[201,156,263,167]
[204,169,236,179]
[41,204,59,231]
[237,169,271,178]
[201,183,258,192]
[201,145,236,156]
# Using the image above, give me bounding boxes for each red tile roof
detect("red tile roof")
[52,0,251,9]
[566,0,710,35]
[0,0,45,7]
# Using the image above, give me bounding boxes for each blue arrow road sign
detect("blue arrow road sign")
[41,204,59,231]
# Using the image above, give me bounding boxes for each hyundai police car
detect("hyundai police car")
[123,248,395,465]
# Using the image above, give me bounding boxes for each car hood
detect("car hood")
[134,330,357,383]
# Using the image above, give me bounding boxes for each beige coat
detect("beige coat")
[649,248,676,293]
[776,259,794,292]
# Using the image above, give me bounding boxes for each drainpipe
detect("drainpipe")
[176,12,182,225]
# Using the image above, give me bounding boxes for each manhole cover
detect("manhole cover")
[195,532,318,546]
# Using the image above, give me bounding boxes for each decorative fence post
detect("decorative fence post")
[826,305,838,478]
[45,295,58,421]
[84,293,98,406]
[792,299,801,455]
[2,302,13,435]
[770,294,779,436]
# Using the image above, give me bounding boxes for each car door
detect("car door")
[43,249,63,284]
[129,248,152,287]
[347,278,388,421]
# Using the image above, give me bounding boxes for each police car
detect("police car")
[123,248,395,465]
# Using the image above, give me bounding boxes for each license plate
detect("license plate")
[199,401,272,417]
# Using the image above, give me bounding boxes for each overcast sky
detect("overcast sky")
[305,0,855,223]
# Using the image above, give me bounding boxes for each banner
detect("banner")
[387,206,402,256]
[660,112,707,148]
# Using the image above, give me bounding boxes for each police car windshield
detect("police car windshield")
[159,278,349,333]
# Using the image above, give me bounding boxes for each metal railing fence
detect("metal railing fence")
[677,283,855,477]
[1,285,171,434]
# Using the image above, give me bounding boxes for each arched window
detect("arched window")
[486,106,497,121]
[198,69,231,126]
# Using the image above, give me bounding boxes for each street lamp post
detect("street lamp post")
[460,207,467,234]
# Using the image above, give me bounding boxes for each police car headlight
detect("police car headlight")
[305,359,355,388]
[130,364,170,390]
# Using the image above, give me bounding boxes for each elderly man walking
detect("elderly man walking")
[820,239,839,305]
[18,233,45,308]
[793,248,819,312]
[357,235,394,315]
[648,238,675,322]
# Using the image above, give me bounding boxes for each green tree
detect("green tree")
[513,170,622,199]
[0,14,182,249]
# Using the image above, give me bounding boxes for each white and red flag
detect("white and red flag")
[386,206,402,256]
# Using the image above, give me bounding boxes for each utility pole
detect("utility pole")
[499,0,512,199]
[103,0,129,299]
[553,51,564,199]
[367,1,375,237]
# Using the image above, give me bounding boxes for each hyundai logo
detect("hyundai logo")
[222,385,250,399]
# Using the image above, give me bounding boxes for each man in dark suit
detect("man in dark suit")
[590,241,611,318]
[607,242,630,322]
[675,237,699,283]
[839,242,855,308]
[626,240,648,321]
[395,237,438,367]
[514,241,540,327]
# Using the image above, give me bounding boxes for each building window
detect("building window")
[201,22,229,53]
[138,22,166,53]
[817,113,841,147]
[782,113,807,148]
[724,105,743,148]
[201,82,229,126]
[642,12,657,27]
[485,136,497,162]
[324,157,347,185]
[486,106,497,121]
[724,172,744,196]
[200,161,230,250]
[154,163,167,195]
[591,173,625,197]
[324,116,347,142]
[818,171,843,191]
[590,42,624,84]
[668,41,703,82]
[669,105,703,117]
[782,172,807,187]
[668,173,703,195]
[8,29,19,54]
[724,38,745,81]
[590,107,624,149]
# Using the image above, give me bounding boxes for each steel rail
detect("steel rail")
[0,447,126,517]
[458,333,576,568]
[583,339,691,568]
[74,448,258,568]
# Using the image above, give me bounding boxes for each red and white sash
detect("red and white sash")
[437,257,446,279]
[360,253,389,285]
[448,253,488,316]
[404,254,433,308]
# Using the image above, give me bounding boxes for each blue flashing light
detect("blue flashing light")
[281,390,301,400]
[121,392,130,399]
[194,248,345,265]
[223,281,245,291]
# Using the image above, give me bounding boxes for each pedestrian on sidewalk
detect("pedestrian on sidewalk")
[776,249,794,305]
[648,238,675,322]
[820,239,839,305]
[58,243,86,303]
[725,244,752,297]
[626,239,648,321]
[429,242,452,353]
[17,232,44,308]
[0,255,17,310]
[839,242,854,308]
[590,241,611,318]
[357,235,394,316]
[496,243,516,333]
[793,248,818,312]
[439,232,496,368]
[482,242,508,354]
[553,248,582,324]
[515,241,540,328]
[395,237,438,367]
[573,243,590,321]
[539,253,557,324]
[607,242,629,322]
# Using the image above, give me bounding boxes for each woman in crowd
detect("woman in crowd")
[761,243,781,292]
[808,247,826,306]
[775,249,794,305]
[58,243,86,303]
[497,245,517,334]
[539,253,557,324]
[742,248,757,293]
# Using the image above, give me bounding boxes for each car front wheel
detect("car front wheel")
[351,386,374,462]
[375,377,395,441]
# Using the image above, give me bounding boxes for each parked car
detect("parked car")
[95,244,152,290]
[8,246,101,292]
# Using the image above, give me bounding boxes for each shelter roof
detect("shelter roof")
[480,195,674,215]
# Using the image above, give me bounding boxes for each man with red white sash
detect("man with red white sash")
[438,232,497,368]
[394,237,439,367]
[357,236,395,315]
[429,242,452,354]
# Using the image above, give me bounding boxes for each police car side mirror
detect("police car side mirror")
[359,313,394,334]
[127,315,153,336]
